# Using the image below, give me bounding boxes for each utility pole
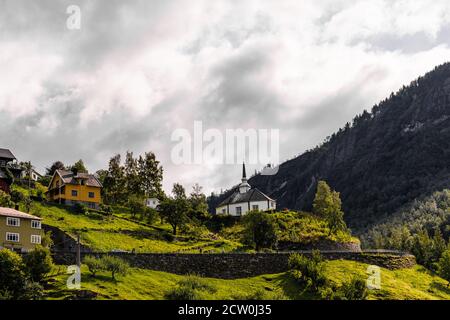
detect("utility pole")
[76,234,81,268]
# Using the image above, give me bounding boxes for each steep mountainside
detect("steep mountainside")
[232,63,450,232]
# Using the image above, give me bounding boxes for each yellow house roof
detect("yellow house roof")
[49,170,102,189]
[0,207,41,220]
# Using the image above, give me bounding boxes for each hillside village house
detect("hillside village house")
[0,207,42,253]
[0,148,22,193]
[46,170,103,209]
[21,168,43,182]
[215,164,276,216]
[145,197,160,209]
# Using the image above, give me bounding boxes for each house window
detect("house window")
[31,220,41,229]
[222,208,226,214]
[72,190,78,197]
[88,192,95,198]
[31,235,41,244]
[252,204,259,211]
[236,207,242,216]
[6,233,19,242]
[6,217,20,227]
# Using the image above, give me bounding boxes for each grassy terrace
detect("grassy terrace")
[45,260,450,300]
[12,184,242,253]
[36,202,242,253]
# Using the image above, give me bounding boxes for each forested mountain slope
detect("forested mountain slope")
[232,63,450,232]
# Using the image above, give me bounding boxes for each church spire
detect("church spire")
[239,162,251,194]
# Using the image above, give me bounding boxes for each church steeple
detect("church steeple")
[239,162,251,194]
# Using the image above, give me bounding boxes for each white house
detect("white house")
[21,168,42,182]
[145,197,160,209]
[215,163,276,216]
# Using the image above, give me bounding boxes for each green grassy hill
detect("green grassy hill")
[12,185,241,253]
[44,260,450,300]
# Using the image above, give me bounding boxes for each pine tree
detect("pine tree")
[189,183,209,220]
[137,152,164,198]
[124,151,140,197]
[313,181,348,235]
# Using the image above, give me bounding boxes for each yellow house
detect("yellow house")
[46,170,102,209]
[0,207,43,253]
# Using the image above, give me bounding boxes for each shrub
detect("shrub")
[243,211,278,251]
[335,277,368,300]
[21,282,44,300]
[164,275,216,300]
[10,190,24,204]
[288,251,327,291]
[0,249,27,299]
[0,190,12,207]
[73,203,88,215]
[165,285,200,300]
[84,256,104,277]
[101,256,129,280]
[145,207,159,224]
[23,246,54,283]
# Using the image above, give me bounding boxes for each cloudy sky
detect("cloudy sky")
[2,0,450,195]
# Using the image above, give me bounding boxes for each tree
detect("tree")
[22,246,53,283]
[46,161,65,176]
[0,190,12,207]
[84,256,104,277]
[313,181,348,235]
[189,183,209,220]
[438,249,450,287]
[0,249,27,299]
[243,211,278,251]
[69,159,87,175]
[128,195,146,218]
[21,161,33,191]
[159,184,190,235]
[137,152,164,199]
[313,181,334,217]
[124,151,140,197]
[10,190,24,205]
[101,256,129,280]
[411,229,434,268]
[432,229,447,263]
[102,154,126,204]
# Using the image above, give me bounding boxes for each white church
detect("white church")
[215,163,277,216]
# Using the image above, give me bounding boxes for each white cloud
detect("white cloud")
[1,0,450,194]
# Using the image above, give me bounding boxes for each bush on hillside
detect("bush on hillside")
[334,277,368,300]
[243,211,278,251]
[101,256,129,280]
[23,246,53,283]
[0,190,12,207]
[0,249,27,299]
[288,251,327,292]
[164,275,217,300]
[84,256,104,277]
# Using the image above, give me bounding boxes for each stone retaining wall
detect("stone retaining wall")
[52,251,415,279]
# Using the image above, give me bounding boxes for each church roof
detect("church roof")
[217,187,275,207]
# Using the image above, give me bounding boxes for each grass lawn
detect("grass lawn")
[23,199,242,253]
[44,260,450,300]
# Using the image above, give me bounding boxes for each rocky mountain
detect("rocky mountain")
[220,63,450,233]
